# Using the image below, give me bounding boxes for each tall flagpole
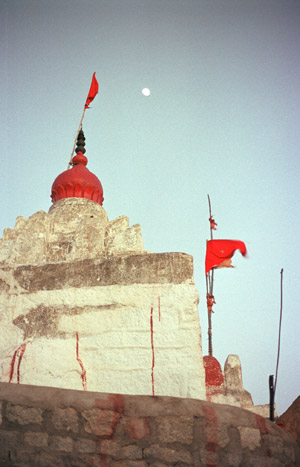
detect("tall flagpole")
[67,73,99,170]
[207,194,215,356]
[205,198,246,357]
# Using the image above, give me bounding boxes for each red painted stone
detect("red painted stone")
[255,413,269,435]
[150,305,155,396]
[203,356,224,387]
[51,152,104,205]
[124,417,150,440]
[203,405,218,467]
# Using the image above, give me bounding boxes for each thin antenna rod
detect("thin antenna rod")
[274,268,284,395]
[269,268,283,421]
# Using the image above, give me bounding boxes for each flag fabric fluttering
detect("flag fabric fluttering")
[205,239,247,274]
[85,72,99,109]
[209,216,217,231]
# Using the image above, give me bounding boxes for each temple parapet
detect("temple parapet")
[0,198,144,265]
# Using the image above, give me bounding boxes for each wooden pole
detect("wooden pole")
[67,107,87,169]
[206,272,213,357]
[208,194,213,240]
[208,304,213,356]
[207,194,214,356]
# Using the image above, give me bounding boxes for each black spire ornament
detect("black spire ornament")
[75,128,86,154]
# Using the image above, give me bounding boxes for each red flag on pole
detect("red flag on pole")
[205,239,247,274]
[85,73,99,109]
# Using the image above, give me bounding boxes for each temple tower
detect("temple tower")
[0,131,206,399]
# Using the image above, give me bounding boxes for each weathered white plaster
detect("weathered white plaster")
[0,282,205,399]
[0,198,144,265]
[0,199,206,400]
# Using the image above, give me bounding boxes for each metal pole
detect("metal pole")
[274,268,284,394]
[269,374,274,421]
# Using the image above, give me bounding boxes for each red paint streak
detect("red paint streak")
[125,417,150,439]
[9,349,18,383]
[94,394,125,438]
[94,395,125,466]
[16,344,26,383]
[255,414,272,459]
[203,405,218,467]
[76,332,87,390]
[255,413,269,435]
[94,394,124,413]
[9,343,26,383]
[150,305,155,396]
[109,394,125,438]
[158,296,161,322]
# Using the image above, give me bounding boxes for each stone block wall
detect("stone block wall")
[0,382,298,466]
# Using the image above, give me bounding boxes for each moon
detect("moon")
[142,88,151,97]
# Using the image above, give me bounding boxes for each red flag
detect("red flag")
[85,73,99,108]
[205,239,247,274]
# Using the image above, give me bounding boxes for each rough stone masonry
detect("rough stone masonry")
[0,198,206,400]
[0,382,299,466]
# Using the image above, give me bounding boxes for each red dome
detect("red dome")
[51,152,104,205]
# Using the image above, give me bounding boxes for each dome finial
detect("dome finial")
[75,127,86,155]
[72,127,87,166]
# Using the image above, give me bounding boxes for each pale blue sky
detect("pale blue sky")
[1,0,299,415]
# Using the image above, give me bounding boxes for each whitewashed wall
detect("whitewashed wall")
[0,199,206,400]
